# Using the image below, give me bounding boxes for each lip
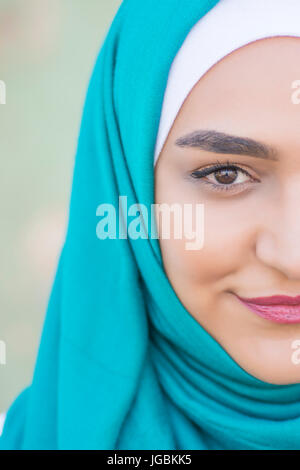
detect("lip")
[234,294,300,324]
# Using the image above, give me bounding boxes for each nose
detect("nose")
[255,179,300,280]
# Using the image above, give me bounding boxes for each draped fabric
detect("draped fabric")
[1,0,300,450]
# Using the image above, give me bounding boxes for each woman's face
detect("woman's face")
[155,37,300,385]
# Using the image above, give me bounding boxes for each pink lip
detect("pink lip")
[234,294,300,324]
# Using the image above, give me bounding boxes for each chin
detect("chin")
[235,353,300,385]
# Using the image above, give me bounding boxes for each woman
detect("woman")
[2,0,300,450]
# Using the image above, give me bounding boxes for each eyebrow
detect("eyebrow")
[175,129,278,160]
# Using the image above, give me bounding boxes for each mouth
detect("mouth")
[234,294,300,324]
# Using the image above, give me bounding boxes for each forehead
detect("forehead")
[170,37,300,143]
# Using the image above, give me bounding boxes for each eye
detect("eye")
[190,161,260,194]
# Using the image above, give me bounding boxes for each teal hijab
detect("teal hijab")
[2,0,300,450]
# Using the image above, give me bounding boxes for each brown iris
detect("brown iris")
[214,168,238,184]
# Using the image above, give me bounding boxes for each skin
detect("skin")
[154,37,300,385]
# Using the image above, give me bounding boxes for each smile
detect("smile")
[234,294,300,324]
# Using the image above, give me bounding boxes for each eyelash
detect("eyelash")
[190,160,260,194]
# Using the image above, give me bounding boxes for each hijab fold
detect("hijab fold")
[2,0,300,450]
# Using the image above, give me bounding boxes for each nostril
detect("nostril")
[256,230,300,281]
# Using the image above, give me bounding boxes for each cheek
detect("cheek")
[159,204,259,287]
[155,166,264,287]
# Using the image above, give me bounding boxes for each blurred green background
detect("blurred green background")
[0,0,122,413]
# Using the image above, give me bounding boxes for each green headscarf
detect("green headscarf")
[2,0,300,450]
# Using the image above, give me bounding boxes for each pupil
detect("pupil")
[214,168,237,184]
